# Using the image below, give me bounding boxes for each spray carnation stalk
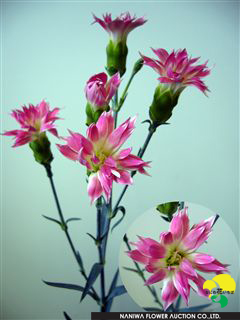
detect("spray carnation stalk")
[3,11,217,316]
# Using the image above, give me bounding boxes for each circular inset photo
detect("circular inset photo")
[119,201,239,312]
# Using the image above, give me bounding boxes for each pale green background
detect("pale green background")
[1,0,239,319]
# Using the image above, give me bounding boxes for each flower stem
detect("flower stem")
[43,163,99,301]
[98,123,158,311]
[114,123,157,211]
[96,197,106,311]
[117,58,144,113]
[117,72,135,111]
[113,90,119,127]
[124,235,163,309]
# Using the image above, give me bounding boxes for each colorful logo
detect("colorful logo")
[203,274,236,308]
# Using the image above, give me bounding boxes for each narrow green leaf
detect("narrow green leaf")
[141,119,152,125]
[76,251,84,271]
[66,217,81,224]
[123,267,140,274]
[42,215,61,225]
[43,280,98,301]
[100,202,110,238]
[80,263,103,302]
[107,285,127,301]
[104,269,119,311]
[63,311,72,320]
[86,233,97,243]
[111,206,126,233]
[107,269,119,299]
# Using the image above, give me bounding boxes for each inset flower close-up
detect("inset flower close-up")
[126,206,230,310]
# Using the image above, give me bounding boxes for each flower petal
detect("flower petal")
[180,258,197,278]
[57,144,79,161]
[170,207,189,240]
[194,259,228,273]
[127,250,149,264]
[87,173,103,203]
[190,273,210,298]
[96,111,114,139]
[144,269,166,285]
[193,253,215,264]
[87,124,99,142]
[173,271,190,306]
[161,279,179,311]
[107,116,136,150]
[149,244,166,259]
[159,231,174,245]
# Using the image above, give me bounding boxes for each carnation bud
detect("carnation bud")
[149,85,182,126]
[133,58,144,75]
[29,133,53,165]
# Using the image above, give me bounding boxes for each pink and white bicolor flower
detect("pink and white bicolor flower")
[85,72,121,109]
[93,12,147,43]
[57,111,150,203]
[141,48,211,95]
[127,208,228,310]
[3,100,60,147]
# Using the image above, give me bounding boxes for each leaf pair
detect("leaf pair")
[105,269,127,312]
[43,280,98,302]
[42,215,81,228]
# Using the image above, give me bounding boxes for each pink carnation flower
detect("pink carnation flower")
[3,100,60,147]
[127,208,228,310]
[57,111,149,203]
[85,72,121,109]
[93,12,147,42]
[141,48,211,95]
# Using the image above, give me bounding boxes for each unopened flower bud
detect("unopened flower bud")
[132,58,144,75]
[149,85,181,126]
[85,72,120,125]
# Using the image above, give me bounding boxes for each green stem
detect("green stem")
[113,90,119,127]
[117,72,135,111]
[96,197,106,311]
[113,124,157,212]
[44,164,99,302]
[117,58,143,113]
[124,235,163,309]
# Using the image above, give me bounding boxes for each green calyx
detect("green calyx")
[157,202,179,216]
[85,102,110,126]
[132,58,144,75]
[149,85,181,127]
[106,40,128,77]
[29,133,53,165]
